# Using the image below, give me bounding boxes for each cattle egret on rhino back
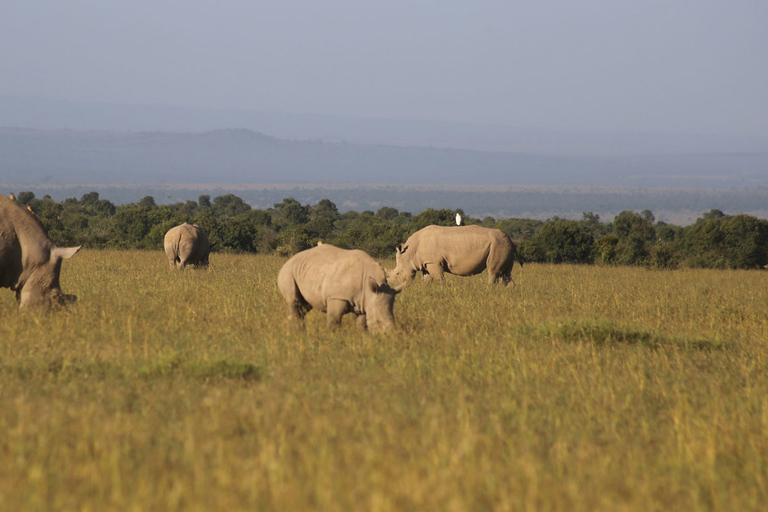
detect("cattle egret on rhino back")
[455,213,462,226]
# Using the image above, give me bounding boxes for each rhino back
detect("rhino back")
[408,225,512,273]
[282,245,381,309]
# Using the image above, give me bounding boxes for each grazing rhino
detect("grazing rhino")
[164,223,212,269]
[277,243,402,331]
[0,194,81,309]
[392,225,519,286]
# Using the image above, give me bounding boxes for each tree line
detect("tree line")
[15,190,768,270]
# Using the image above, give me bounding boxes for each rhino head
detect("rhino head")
[390,244,417,285]
[363,277,404,332]
[17,246,81,309]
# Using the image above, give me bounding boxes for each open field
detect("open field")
[2,250,768,511]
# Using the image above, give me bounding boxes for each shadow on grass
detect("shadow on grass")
[525,320,723,351]
[138,357,263,381]
[2,357,264,382]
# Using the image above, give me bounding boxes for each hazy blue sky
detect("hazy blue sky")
[2,0,767,137]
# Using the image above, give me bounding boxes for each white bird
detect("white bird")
[455,213,462,226]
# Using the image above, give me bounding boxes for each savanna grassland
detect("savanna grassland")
[2,250,768,511]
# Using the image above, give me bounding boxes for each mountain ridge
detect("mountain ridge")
[2,126,767,189]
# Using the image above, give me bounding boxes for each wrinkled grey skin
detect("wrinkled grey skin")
[277,244,402,331]
[0,195,81,310]
[392,225,519,287]
[164,223,211,269]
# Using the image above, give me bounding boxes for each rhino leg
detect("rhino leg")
[326,299,351,329]
[285,300,310,329]
[423,263,445,282]
[488,270,505,285]
[356,314,368,330]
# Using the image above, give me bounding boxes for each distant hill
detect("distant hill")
[2,127,767,189]
[3,95,768,157]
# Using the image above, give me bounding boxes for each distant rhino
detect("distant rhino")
[392,225,519,286]
[277,243,403,331]
[0,195,81,309]
[164,223,212,269]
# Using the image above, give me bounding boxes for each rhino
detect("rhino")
[277,243,402,331]
[0,195,81,309]
[164,223,212,269]
[391,225,519,286]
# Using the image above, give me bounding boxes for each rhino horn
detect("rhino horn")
[391,281,407,294]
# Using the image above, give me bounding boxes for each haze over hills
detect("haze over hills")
[2,95,768,157]
[2,96,768,223]
[1,126,767,189]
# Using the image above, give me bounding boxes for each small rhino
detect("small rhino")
[277,243,402,331]
[0,195,81,309]
[163,223,212,269]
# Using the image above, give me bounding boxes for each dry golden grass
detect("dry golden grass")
[2,250,768,511]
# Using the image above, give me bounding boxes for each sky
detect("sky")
[2,0,768,137]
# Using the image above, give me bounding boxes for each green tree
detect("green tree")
[612,211,656,265]
[680,213,768,269]
[212,194,251,218]
[526,219,595,264]
[17,191,35,205]
[271,198,309,228]
[138,196,157,208]
[410,208,456,230]
[375,206,399,221]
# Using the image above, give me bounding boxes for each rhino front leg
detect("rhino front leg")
[326,299,350,329]
[356,314,368,330]
[423,262,445,282]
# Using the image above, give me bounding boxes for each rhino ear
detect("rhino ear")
[396,244,408,254]
[52,246,82,260]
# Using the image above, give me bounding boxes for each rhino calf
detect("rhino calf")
[164,223,212,269]
[277,244,402,331]
[1,195,81,310]
[392,225,519,286]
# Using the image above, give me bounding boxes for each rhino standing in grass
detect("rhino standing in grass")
[391,225,519,286]
[0,194,81,309]
[164,223,211,269]
[277,243,402,331]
